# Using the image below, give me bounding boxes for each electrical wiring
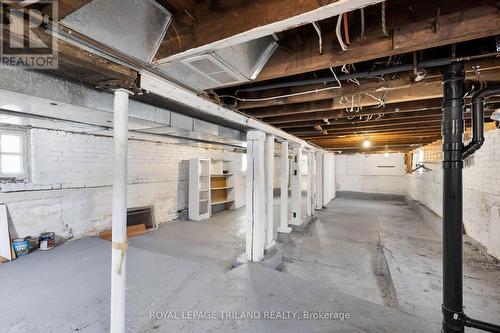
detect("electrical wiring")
[312,21,323,55]
[360,8,365,40]
[381,1,389,36]
[341,64,360,85]
[363,92,386,107]
[343,13,351,45]
[336,14,348,51]
[218,67,342,102]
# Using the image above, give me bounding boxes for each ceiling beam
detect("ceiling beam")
[280,115,444,129]
[281,110,493,129]
[285,118,483,135]
[265,104,444,124]
[277,111,446,128]
[236,59,500,110]
[237,77,413,110]
[268,105,498,125]
[240,80,443,113]
[255,3,500,82]
[320,137,443,149]
[304,127,442,139]
[154,0,383,63]
[3,14,138,88]
[246,98,443,118]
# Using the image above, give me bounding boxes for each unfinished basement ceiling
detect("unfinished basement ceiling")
[3,0,498,152]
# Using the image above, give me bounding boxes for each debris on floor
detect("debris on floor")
[98,224,147,241]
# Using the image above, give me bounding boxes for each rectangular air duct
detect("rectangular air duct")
[155,35,278,91]
[61,0,171,64]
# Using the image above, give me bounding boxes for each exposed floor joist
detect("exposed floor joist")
[254,3,500,82]
[154,0,383,62]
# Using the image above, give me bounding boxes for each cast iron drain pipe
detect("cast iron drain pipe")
[463,86,500,159]
[441,62,500,333]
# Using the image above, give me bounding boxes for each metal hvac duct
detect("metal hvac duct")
[61,0,172,64]
[154,35,278,91]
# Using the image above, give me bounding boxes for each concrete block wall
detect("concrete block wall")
[408,129,500,252]
[0,128,244,239]
[335,153,408,195]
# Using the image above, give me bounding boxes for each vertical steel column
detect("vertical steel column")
[441,62,465,333]
[110,89,130,333]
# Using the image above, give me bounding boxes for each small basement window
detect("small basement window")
[0,128,28,181]
[127,206,154,229]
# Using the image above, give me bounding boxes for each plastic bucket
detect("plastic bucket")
[13,238,30,256]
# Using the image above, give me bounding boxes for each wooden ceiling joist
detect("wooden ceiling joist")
[239,81,444,114]
[302,128,443,139]
[155,0,383,62]
[255,3,500,82]
[245,98,443,119]
[285,117,481,135]
[237,59,500,110]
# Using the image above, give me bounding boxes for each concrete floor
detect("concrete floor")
[1,195,499,332]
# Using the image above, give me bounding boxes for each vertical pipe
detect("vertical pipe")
[441,63,465,333]
[110,89,130,333]
[265,135,276,250]
[278,141,291,235]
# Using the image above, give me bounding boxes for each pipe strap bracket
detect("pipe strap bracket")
[442,305,465,330]
[112,241,128,275]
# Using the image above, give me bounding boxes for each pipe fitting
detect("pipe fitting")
[462,86,500,159]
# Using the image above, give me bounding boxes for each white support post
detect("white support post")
[289,145,303,226]
[110,89,131,333]
[264,135,276,251]
[245,131,266,262]
[315,152,324,210]
[277,141,291,235]
[311,151,317,213]
[306,151,313,217]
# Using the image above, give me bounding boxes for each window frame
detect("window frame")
[0,127,29,181]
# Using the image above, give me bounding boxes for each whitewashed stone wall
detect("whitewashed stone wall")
[0,128,244,239]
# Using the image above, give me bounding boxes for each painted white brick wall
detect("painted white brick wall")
[335,153,408,195]
[407,129,500,250]
[0,128,244,239]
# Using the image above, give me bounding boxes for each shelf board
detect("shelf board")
[200,199,209,203]
[211,199,235,205]
[211,174,233,177]
[200,189,209,192]
[211,186,234,190]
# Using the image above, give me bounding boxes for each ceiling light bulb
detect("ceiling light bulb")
[363,140,371,148]
[384,152,389,157]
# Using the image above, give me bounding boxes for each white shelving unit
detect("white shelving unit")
[189,158,237,221]
[189,158,211,221]
[210,159,235,214]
